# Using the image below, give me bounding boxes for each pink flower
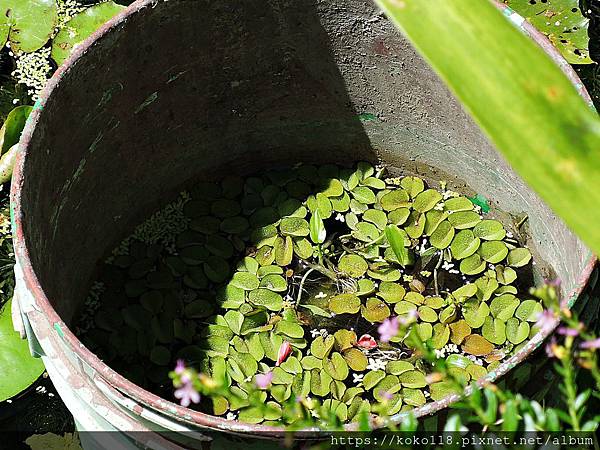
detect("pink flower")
[357,334,377,349]
[580,337,600,350]
[535,309,557,334]
[174,381,200,408]
[545,336,557,358]
[398,309,419,325]
[378,317,399,343]
[255,371,273,389]
[175,359,185,374]
[276,341,292,366]
[557,326,579,337]
[380,390,393,401]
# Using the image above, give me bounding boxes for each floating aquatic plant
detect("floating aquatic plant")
[79,161,542,424]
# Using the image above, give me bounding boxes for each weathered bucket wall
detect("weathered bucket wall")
[11,0,595,446]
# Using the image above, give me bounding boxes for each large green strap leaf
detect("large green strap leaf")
[0,299,45,401]
[375,0,600,256]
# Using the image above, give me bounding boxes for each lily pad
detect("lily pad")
[413,189,443,213]
[462,299,490,328]
[398,370,427,388]
[515,299,544,322]
[490,294,520,321]
[479,240,509,264]
[361,297,391,323]
[400,176,425,198]
[449,320,471,345]
[323,352,350,381]
[462,334,494,356]
[329,293,361,315]
[430,220,455,249]
[473,220,506,241]
[248,289,283,311]
[450,230,481,260]
[459,253,486,275]
[280,217,310,237]
[481,316,506,345]
[506,318,530,345]
[274,235,294,266]
[338,254,368,277]
[380,190,410,211]
[507,248,532,267]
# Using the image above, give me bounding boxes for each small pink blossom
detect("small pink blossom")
[535,309,557,334]
[378,317,399,343]
[580,337,600,350]
[398,309,419,325]
[557,326,579,337]
[174,381,200,408]
[255,371,273,389]
[380,390,393,401]
[545,336,557,358]
[175,359,185,374]
[357,334,377,349]
[276,341,292,366]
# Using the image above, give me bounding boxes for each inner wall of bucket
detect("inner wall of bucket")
[20,0,588,324]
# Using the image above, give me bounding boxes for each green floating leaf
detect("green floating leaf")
[230,271,260,291]
[338,254,368,277]
[343,348,368,371]
[279,217,310,237]
[413,189,443,213]
[515,299,544,322]
[248,288,283,311]
[445,196,473,212]
[310,334,335,359]
[361,297,391,323]
[506,317,530,344]
[473,220,506,241]
[299,304,332,318]
[52,2,125,64]
[448,211,481,229]
[460,253,486,275]
[450,230,481,260]
[462,299,490,328]
[363,209,388,230]
[430,220,454,249]
[329,293,361,315]
[401,176,425,198]
[479,240,509,264]
[490,294,520,321]
[462,334,494,356]
[507,248,532,267]
[380,189,411,211]
[481,316,506,345]
[323,352,350,381]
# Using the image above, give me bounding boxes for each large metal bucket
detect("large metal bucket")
[10,0,595,448]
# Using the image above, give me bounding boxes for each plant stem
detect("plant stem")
[307,262,337,281]
[433,251,443,296]
[295,267,316,307]
[560,340,581,431]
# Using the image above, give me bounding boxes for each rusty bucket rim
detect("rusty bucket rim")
[10,0,596,436]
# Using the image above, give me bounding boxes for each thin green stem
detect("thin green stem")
[295,267,316,307]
